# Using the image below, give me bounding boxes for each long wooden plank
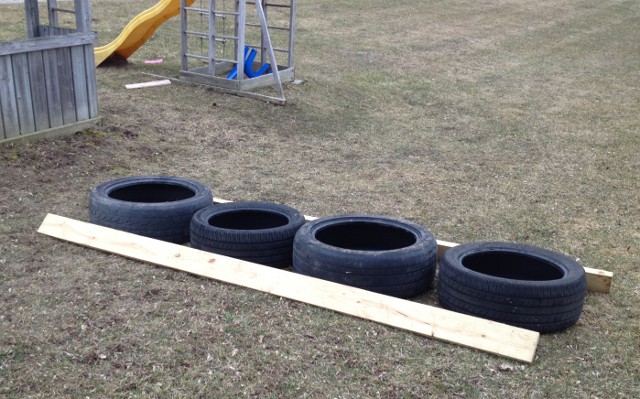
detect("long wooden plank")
[0,33,96,57]
[211,198,613,293]
[38,214,540,363]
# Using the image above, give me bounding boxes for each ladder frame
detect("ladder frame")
[179,0,296,104]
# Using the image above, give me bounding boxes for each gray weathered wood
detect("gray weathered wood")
[12,53,36,134]
[0,0,99,143]
[83,44,99,118]
[0,33,96,57]
[74,0,92,33]
[42,49,64,128]
[48,0,60,28]
[57,46,77,124]
[70,45,89,121]
[24,0,40,39]
[0,117,101,146]
[27,51,51,131]
[0,55,20,139]
[0,98,4,139]
[40,26,76,37]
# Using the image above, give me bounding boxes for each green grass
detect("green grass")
[1,0,640,397]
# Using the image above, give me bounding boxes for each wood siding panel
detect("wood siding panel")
[57,47,77,124]
[70,45,89,121]
[83,44,98,118]
[0,33,94,57]
[27,51,50,131]
[0,55,20,139]
[42,49,64,128]
[12,53,36,134]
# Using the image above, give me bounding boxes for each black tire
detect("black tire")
[437,241,587,333]
[190,201,306,268]
[89,176,213,243]
[293,215,437,298]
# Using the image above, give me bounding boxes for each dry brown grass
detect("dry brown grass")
[1,0,639,397]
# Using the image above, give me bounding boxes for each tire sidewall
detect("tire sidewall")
[190,201,306,243]
[294,215,436,273]
[89,175,213,215]
[439,241,586,297]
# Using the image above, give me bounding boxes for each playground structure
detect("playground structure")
[94,0,296,104]
[94,0,196,66]
[178,0,296,104]
[0,0,100,144]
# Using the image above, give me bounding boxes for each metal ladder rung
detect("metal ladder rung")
[212,10,240,16]
[263,3,292,8]
[245,44,288,52]
[185,30,231,38]
[50,7,76,15]
[185,53,210,60]
[184,7,209,13]
[185,30,208,38]
[217,34,239,40]
[214,57,238,64]
[185,30,238,39]
[245,23,290,31]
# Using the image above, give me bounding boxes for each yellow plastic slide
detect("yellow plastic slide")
[94,0,196,66]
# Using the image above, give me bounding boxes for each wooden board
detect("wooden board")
[0,55,20,139]
[83,45,99,119]
[12,53,36,135]
[0,33,96,57]
[38,213,540,363]
[27,51,50,132]
[211,198,613,294]
[70,45,89,122]
[57,46,77,125]
[42,48,64,128]
[0,117,101,146]
[125,79,172,89]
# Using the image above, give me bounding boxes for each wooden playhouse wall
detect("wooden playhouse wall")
[0,1,99,144]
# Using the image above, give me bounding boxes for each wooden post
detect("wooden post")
[24,0,40,39]
[75,0,92,33]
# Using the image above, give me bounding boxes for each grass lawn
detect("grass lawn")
[1,0,639,397]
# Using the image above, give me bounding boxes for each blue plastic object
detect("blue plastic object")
[243,48,271,78]
[226,46,251,79]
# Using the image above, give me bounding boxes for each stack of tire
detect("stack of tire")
[89,176,587,333]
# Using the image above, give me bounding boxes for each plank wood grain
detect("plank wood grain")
[38,213,540,363]
[0,55,20,139]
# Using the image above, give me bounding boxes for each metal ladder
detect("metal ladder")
[180,0,296,103]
